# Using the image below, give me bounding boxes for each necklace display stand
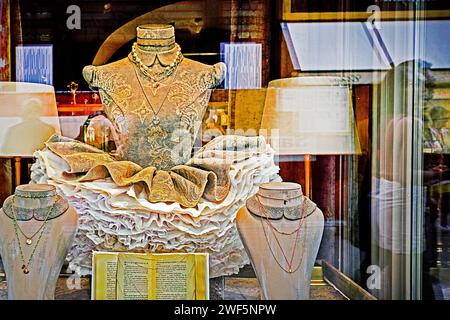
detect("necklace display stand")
[0,184,78,300]
[236,183,324,300]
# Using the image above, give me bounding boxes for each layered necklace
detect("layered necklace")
[130,42,183,128]
[130,42,183,93]
[133,65,176,128]
[10,196,57,274]
[255,194,313,274]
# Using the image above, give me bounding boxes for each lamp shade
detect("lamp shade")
[260,77,361,155]
[0,82,60,157]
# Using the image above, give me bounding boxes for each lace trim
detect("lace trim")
[2,195,70,221]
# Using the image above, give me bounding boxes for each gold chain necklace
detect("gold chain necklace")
[133,65,176,127]
[256,194,309,273]
[15,198,57,245]
[11,198,56,274]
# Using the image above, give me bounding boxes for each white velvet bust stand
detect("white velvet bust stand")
[0,186,78,300]
[236,204,324,300]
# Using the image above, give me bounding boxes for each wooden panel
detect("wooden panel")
[279,156,338,221]
[279,161,305,188]
[279,35,295,78]
[0,0,10,81]
[232,89,267,132]
[0,0,11,209]
[230,0,271,86]
[313,156,338,220]
[282,0,450,21]
[0,3,12,277]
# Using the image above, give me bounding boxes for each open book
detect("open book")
[91,251,209,300]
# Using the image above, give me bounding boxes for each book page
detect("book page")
[92,252,118,300]
[117,254,151,300]
[92,252,208,300]
[154,254,194,299]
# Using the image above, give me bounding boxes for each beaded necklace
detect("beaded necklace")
[130,42,183,84]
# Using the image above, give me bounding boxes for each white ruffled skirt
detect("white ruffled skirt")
[30,137,280,277]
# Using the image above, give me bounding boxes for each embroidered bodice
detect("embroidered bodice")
[83,58,225,170]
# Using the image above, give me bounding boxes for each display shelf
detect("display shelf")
[0,271,347,300]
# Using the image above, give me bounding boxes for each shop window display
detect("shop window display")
[0,0,449,302]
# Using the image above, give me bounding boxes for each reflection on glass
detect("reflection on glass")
[0,82,60,157]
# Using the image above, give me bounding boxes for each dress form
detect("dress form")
[0,184,78,300]
[236,200,324,300]
[82,24,226,170]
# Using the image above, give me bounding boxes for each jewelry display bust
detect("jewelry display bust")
[83,24,226,170]
[0,184,78,300]
[236,182,324,300]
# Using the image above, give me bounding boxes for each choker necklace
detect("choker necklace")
[248,195,317,221]
[3,194,69,221]
[11,198,56,274]
[130,42,183,83]
[255,194,309,273]
[15,187,57,198]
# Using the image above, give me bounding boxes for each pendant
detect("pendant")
[152,116,161,126]
[22,265,29,274]
[149,82,161,96]
[26,238,32,245]
[289,268,293,273]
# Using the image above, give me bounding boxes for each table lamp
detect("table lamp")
[0,81,61,186]
[260,76,361,197]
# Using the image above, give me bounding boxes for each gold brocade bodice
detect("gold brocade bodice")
[83,58,226,170]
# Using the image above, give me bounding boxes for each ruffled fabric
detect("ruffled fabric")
[31,135,280,277]
[43,134,268,208]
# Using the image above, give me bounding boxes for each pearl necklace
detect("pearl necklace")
[130,42,183,82]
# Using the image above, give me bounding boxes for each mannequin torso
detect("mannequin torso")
[82,26,225,169]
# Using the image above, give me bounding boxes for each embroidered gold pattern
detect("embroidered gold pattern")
[74,53,234,207]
